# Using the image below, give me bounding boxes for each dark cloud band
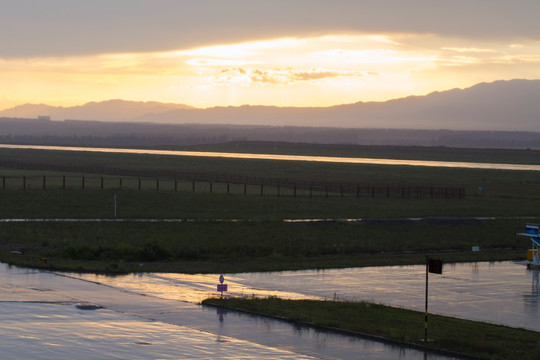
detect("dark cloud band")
[1,0,539,58]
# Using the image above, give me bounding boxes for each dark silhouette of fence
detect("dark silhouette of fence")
[0,160,465,199]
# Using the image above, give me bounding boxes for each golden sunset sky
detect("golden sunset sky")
[1,0,540,110]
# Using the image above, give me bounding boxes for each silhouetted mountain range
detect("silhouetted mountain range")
[1,80,539,132]
[0,99,194,122]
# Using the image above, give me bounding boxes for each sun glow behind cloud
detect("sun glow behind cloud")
[2,33,540,110]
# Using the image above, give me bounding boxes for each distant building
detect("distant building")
[37,115,51,121]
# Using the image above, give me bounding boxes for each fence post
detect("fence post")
[156,179,159,191]
[227,183,230,194]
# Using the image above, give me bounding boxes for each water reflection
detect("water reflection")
[524,270,539,310]
[69,261,540,332]
[0,302,318,360]
[0,263,466,359]
[72,272,315,303]
[2,144,540,171]
[216,307,228,322]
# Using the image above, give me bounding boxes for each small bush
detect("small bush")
[138,241,172,261]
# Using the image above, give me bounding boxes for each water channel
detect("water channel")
[1,261,538,359]
[2,144,540,171]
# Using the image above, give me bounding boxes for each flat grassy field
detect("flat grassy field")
[0,144,538,273]
[2,144,539,358]
[203,297,540,360]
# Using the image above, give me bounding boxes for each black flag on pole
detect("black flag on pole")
[428,258,443,274]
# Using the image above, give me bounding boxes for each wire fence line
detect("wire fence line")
[0,160,465,199]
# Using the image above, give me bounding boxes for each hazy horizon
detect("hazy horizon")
[0,79,499,112]
[2,1,540,116]
[3,79,540,132]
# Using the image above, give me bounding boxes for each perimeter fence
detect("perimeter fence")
[0,160,465,199]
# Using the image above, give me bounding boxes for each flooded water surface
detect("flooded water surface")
[0,263,463,360]
[72,261,540,331]
[2,144,540,171]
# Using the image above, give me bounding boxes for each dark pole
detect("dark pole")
[425,255,429,342]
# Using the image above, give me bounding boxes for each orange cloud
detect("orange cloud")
[213,68,363,86]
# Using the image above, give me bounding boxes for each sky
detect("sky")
[1,0,540,110]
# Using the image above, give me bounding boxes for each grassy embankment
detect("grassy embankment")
[203,297,540,360]
[0,144,539,273]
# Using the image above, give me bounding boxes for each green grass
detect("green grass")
[0,185,538,220]
[203,297,540,360]
[0,211,532,273]
[1,146,540,194]
[1,143,538,359]
[0,144,539,273]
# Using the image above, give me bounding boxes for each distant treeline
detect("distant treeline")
[1,117,540,149]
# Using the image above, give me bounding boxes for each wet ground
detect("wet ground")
[71,261,540,331]
[0,263,461,360]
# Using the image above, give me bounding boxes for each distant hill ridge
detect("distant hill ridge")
[0,99,194,122]
[1,79,539,131]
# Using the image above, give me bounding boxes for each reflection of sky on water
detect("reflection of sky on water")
[2,144,540,171]
[524,270,539,309]
[73,272,315,303]
[0,263,458,360]
[0,302,316,360]
[71,261,540,331]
